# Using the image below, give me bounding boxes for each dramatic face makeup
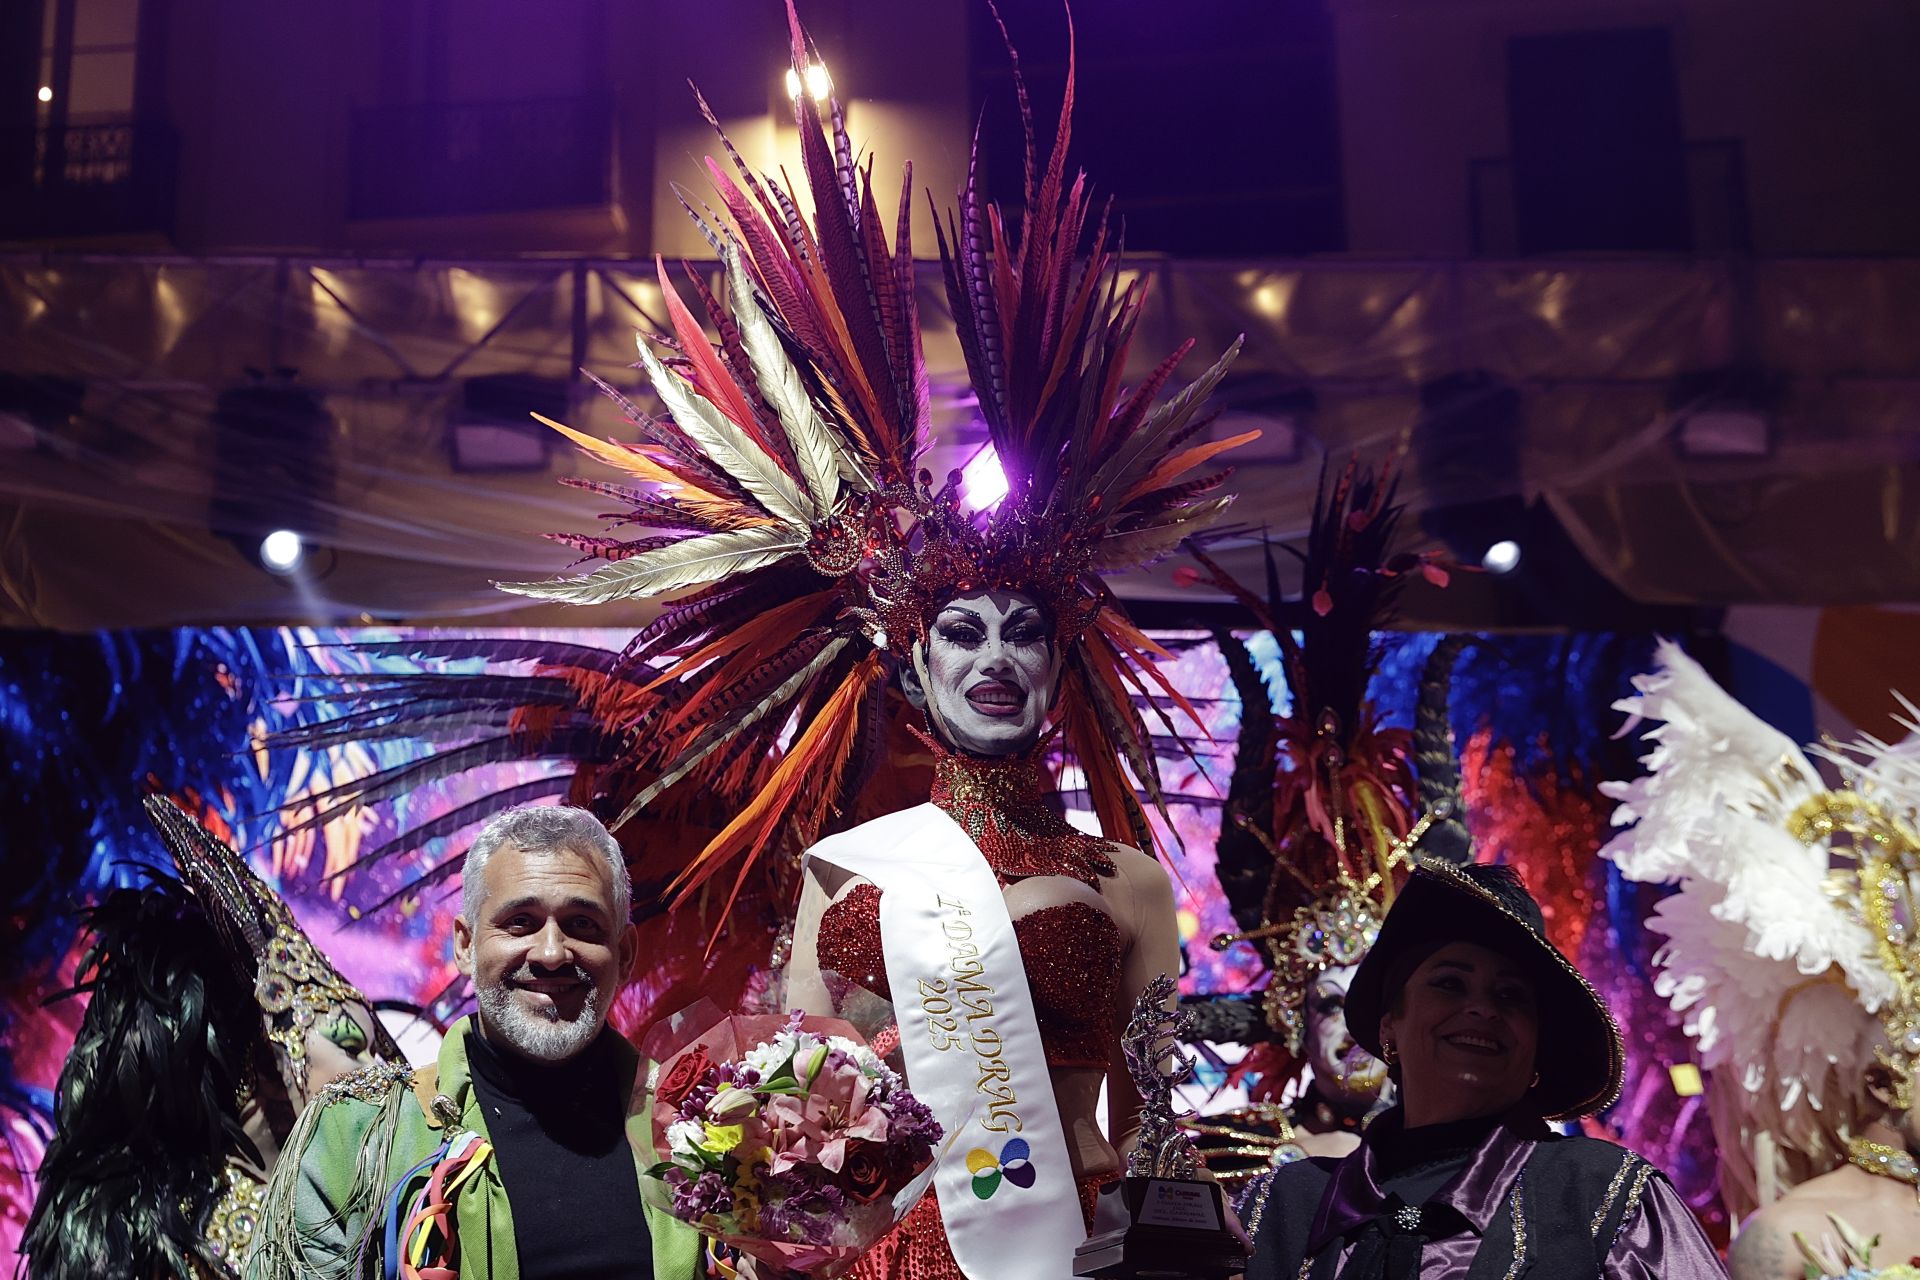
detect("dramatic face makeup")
[1304,964,1388,1111]
[911,589,1063,756]
[454,842,635,1063]
[1379,940,1540,1127]
[298,1001,381,1096]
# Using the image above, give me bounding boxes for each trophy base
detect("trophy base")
[1072,1177,1246,1280]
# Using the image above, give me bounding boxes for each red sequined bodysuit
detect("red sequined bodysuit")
[813,741,1123,1280]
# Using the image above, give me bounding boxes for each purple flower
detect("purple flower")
[885,1090,943,1154]
[669,1169,734,1221]
[758,1166,852,1244]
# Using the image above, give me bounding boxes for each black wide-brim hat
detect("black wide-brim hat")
[1344,858,1623,1121]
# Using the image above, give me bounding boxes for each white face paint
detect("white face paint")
[911,589,1063,757]
[1304,964,1388,1111]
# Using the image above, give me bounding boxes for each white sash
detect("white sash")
[808,805,1085,1280]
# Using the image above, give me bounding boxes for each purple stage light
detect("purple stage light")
[960,444,1009,509]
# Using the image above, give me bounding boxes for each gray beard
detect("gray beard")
[473,966,604,1063]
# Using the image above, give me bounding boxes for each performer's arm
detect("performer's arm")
[1605,1171,1731,1279]
[245,1104,373,1280]
[1105,846,1183,1156]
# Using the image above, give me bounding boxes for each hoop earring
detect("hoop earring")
[1380,1040,1398,1067]
[1530,1071,1541,1089]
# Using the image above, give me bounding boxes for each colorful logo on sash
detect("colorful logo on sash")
[966,1138,1035,1200]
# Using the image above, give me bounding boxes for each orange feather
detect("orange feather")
[640,591,828,696]
[1118,428,1262,507]
[670,652,881,907]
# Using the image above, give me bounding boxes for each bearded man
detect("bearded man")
[247,804,702,1280]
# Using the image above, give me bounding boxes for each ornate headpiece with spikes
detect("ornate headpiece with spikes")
[497,4,1248,900]
[142,795,402,1088]
[1194,459,1456,1061]
[1603,642,1920,1213]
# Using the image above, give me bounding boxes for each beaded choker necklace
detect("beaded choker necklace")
[918,728,1117,887]
[1847,1136,1920,1190]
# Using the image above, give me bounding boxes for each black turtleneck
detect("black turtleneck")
[466,1026,654,1278]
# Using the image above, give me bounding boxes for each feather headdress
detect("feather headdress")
[498,3,1247,900]
[143,794,403,1090]
[1601,640,1920,1215]
[1191,459,1450,1065]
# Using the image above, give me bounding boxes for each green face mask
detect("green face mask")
[318,1008,369,1056]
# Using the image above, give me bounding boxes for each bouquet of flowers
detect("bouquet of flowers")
[637,1003,944,1276]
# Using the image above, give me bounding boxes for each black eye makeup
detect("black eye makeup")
[935,618,986,646]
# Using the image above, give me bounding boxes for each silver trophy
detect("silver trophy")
[1073,975,1245,1279]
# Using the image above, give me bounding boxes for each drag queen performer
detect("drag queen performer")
[1604,642,1920,1278]
[786,583,1186,1280]
[494,10,1250,1280]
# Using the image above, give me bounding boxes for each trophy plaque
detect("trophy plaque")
[1073,975,1245,1280]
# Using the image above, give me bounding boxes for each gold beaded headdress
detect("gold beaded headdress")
[1785,790,1920,1110]
[496,4,1249,899]
[143,795,401,1087]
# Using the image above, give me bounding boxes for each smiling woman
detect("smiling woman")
[1242,857,1728,1280]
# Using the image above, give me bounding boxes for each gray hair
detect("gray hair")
[460,803,631,926]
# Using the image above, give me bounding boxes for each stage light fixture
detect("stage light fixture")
[1668,1063,1704,1098]
[447,374,565,473]
[259,530,304,574]
[1481,539,1522,574]
[1674,406,1772,458]
[785,62,832,102]
[36,86,52,104]
[1667,367,1780,459]
[210,370,336,576]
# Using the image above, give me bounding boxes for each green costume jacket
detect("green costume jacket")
[245,1016,702,1280]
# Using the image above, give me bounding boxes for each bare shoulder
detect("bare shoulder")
[1727,1204,1804,1280]
[1731,1181,1865,1280]
[1104,842,1173,895]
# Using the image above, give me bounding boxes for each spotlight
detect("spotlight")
[785,62,832,102]
[1481,539,1522,574]
[259,530,304,574]
[37,86,53,104]
[210,370,336,574]
[960,444,1009,509]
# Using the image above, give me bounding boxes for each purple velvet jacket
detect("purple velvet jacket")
[1243,1109,1727,1280]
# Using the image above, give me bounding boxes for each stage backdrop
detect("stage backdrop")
[2,624,1746,1261]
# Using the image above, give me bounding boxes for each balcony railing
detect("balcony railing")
[0,117,177,239]
[348,95,611,221]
